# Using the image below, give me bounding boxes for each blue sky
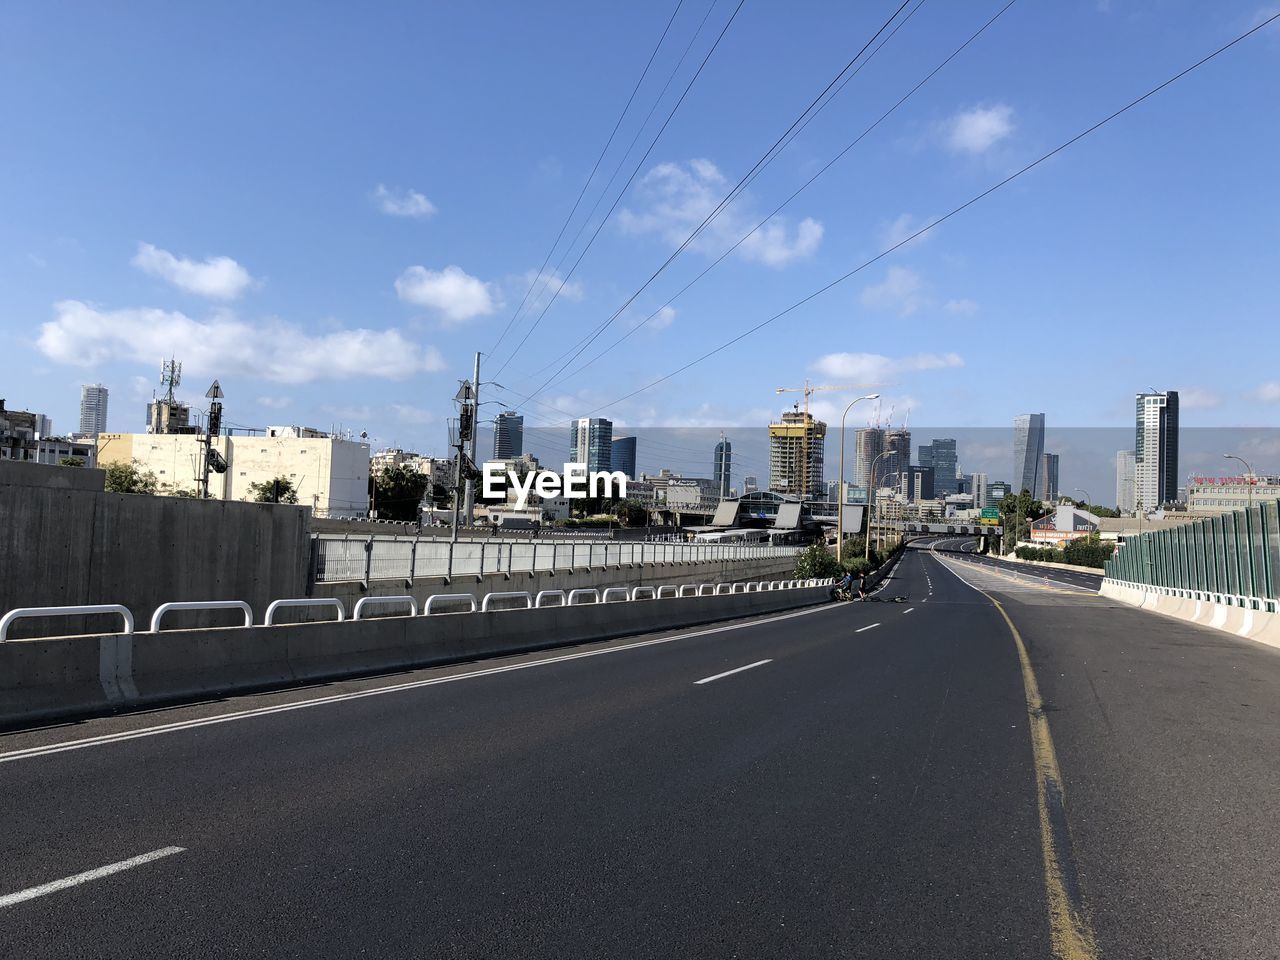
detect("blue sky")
[2,0,1277,467]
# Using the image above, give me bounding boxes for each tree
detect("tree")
[103,460,159,495]
[372,465,430,522]
[247,476,299,504]
[58,456,84,468]
[794,543,842,579]
[615,498,648,527]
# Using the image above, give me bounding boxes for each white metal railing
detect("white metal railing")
[312,535,802,583]
[0,604,135,643]
[0,579,833,642]
[151,600,253,632]
[264,598,345,625]
[352,596,418,620]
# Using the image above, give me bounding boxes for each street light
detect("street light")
[866,449,894,561]
[1073,487,1091,508]
[1223,453,1255,510]
[836,394,880,563]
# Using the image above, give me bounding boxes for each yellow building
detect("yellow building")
[768,410,826,499]
[97,426,370,517]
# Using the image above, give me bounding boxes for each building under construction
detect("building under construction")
[768,409,826,500]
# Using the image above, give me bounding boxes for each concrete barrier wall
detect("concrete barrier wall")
[1100,580,1280,651]
[0,481,311,639]
[0,584,833,728]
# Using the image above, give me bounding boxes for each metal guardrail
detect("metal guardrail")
[0,578,840,641]
[151,601,253,632]
[264,598,345,626]
[312,535,802,583]
[352,596,418,620]
[0,604,135,643]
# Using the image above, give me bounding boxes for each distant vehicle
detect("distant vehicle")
[495,515,540,531]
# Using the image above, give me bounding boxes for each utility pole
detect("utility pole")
[447,380,475,582]
[201,380,224,499]
[463,352,481,524]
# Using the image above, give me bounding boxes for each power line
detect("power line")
[537,0,1018,395]
[579,12,1280,420]
[514,0,917,402]
[487,0,687,358]
[491,0,747,378]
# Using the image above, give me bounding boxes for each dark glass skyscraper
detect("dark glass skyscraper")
[1013,414,1046,496]
[713,434,731,498]
[493,410,523,459]
[570,417,613,473]
[611,436,636,480]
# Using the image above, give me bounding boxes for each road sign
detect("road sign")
[981,507,1000,519]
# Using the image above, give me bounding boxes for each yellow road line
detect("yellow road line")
[932,551,1099,959]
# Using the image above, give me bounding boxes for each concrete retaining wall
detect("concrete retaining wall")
[0,481,311,639]
[1100,580,1280,650]
[0,584,832,729]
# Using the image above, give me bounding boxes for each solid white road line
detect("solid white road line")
[0,847,185,909]
[855,623,881,633]
[903,608,915,614]
[0,603,840,766]
[694,659,772,685]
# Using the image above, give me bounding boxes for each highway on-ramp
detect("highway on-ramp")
[2,543,1278,958]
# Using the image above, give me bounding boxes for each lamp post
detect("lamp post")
[836,394,880,563]
[1224,453,1255,510]
[866,450,893,561]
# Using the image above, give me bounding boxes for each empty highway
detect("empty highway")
[2,542,1279,958]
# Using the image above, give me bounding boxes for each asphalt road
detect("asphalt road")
[2,544,1278,958]
[929,536,1106,591]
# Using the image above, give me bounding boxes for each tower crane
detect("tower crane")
[774,381,880,500]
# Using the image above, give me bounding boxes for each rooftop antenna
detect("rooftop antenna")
[160,357,182,404]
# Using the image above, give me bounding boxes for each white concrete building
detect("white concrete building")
[96,426,370,518]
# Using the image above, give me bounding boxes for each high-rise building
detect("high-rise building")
[768,409,826,499]
[713,434,732,498]
[971,472,989,509]
[569,417,613,473]
[1013,413,1046,495]
[493,411,524,459]
[853,427,885,488]
[1038,453,1060,501]
[929,438,958,496]
[32,413,53,439]
[903,466,935,503]
[918,444,933,471]
[1135,390,1179,508]
[611,436,637,480]
[884,429,911,488]
[1116,449,1137,513]
[79,384,109,438]
[742,475,758,494]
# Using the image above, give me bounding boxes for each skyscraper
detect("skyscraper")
[884,429,911,488]
[853,427,885,488]
[713,434,732,498]
[768,409,826,499]
[1116,449,1137,513]
[1013,413,1046,496]
[971,472,989,509]
[610,436,636,480]
[1038,453,1060,501]
[924,438,958,496]
[569,417,613,473]
[742,475,758,494]
[1135,390,1179,508]
[78,384,109,438]
[493,411,524,459]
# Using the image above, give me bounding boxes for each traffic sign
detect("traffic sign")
[981,506,1000,519]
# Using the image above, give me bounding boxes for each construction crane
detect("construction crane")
[775,381,880,500]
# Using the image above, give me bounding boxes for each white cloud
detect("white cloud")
[944,104,1015,154]
[1180,387,1222,409]
[812,351,964,383]
[619,159,823,267]
[944,298,979,315]
[372,184,437,219]
[389,404,436,423]
[650,305,676,330]
[518,268,584,310]
[131,242,254,300]
[395,265,499,325]
[38,300,445,384]
[859,266,927,317]
[257,396,292,409]
[878,213,932,250]
[1256,382,1280,402]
